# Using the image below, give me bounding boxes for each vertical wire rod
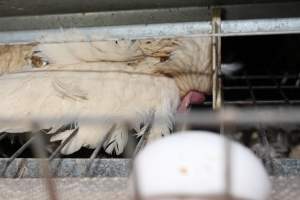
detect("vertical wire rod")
[0,132,8,141]
[85,124,116,176]
[244,71,257,105]
[30,123,58,200]
[8,135,38,163]
[133,111,155,157]
[48,128,79,161]
[212,7,233,200]
[133,134,147,157]
[268,70,290,104]
[1,133,39,176]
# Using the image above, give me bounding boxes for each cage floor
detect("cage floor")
[0,158,299,178]
[0,177,298,200]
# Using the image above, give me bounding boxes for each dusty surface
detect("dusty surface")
[0,177,299,200]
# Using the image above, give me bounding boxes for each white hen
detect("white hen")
[0,36,212,155]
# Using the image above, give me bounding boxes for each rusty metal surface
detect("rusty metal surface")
[0,177,299,200]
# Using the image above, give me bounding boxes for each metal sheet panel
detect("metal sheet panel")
[0,0,299,17]
[0,158,298,178]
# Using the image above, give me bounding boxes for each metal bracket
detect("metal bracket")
[212,8,223,110]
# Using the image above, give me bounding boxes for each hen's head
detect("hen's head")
[140,37,212,111]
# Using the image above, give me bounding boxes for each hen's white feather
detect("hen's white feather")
[0,70,179,154]
[0,36,212,155]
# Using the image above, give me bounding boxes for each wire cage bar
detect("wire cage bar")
[0,3,300,200]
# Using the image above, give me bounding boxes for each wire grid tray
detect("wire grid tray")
[0,158,299,178]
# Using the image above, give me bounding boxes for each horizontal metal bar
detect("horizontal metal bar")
[0,107,300,126]
[224,85,300,90]
[221,17,300,36]
[0,22,211,44]
[0,7,210,32]
[0,157,299,177]
[223,100,300,105]
[1,17,300,44]
[2,3,300,31]
[224,74,300,80]
[202,101,213,106]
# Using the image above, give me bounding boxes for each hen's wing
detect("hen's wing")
[0,68,179,155]
[0,36,213,155]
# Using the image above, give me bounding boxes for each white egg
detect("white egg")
[133,131,271,200]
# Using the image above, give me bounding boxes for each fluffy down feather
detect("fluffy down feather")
[0,36,212,155]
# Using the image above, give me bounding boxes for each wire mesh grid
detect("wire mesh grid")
[223,71,300,106]
[0,108,299,200]
[0,9,300,200]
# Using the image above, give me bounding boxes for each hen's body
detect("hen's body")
[0,36,212,155]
